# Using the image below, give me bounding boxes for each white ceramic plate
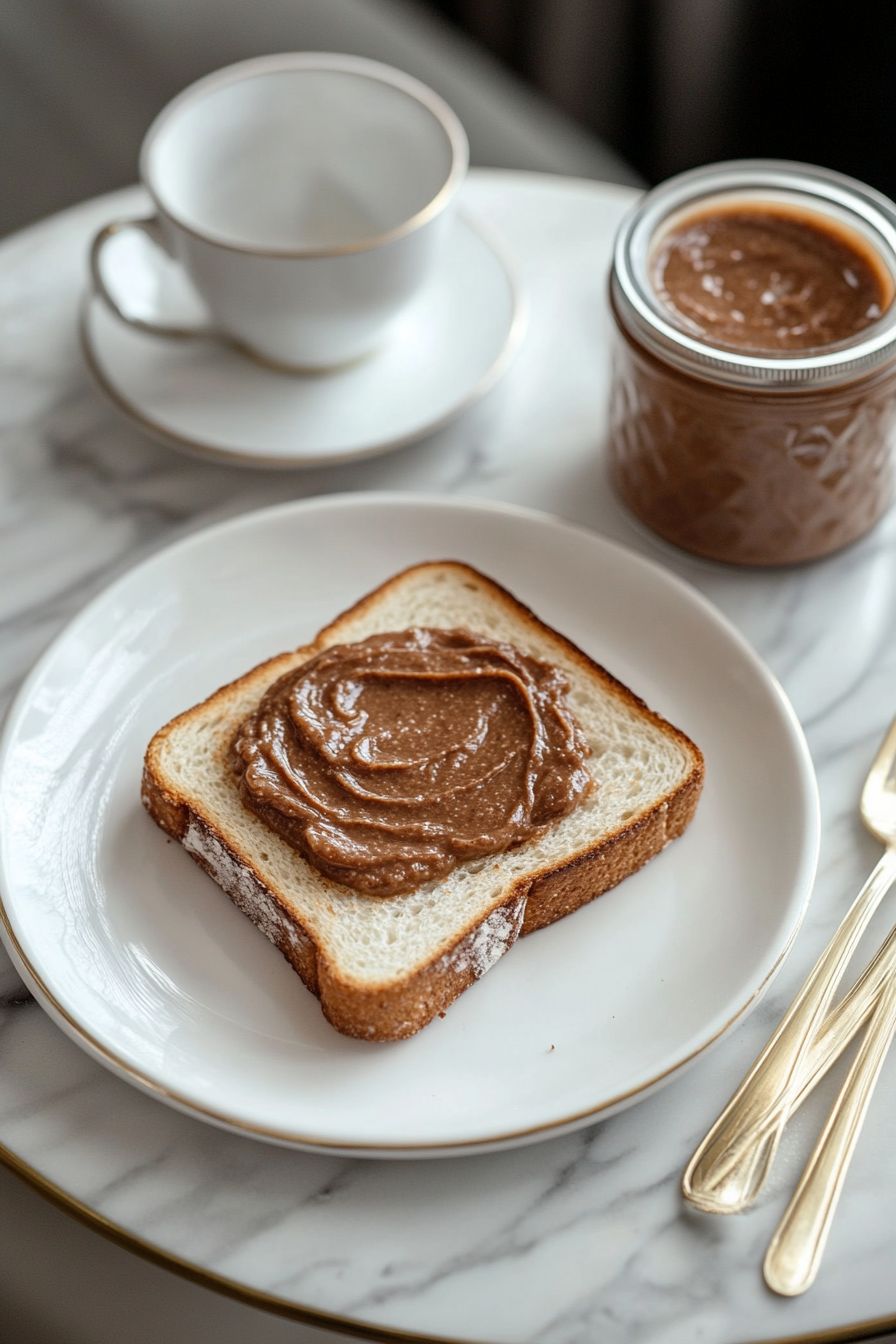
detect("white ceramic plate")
[80,215,524,468]
[0,494,818,1156]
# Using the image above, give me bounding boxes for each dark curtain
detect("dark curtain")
[426,0,896,199]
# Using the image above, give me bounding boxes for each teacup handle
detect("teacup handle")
[89,215,217,338]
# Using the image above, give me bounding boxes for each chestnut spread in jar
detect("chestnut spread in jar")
[652,206,890,352]
[608,161,896,566]
[232,628,593,897]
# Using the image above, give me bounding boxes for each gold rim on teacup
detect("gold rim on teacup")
[88,53,471,368]
[138,52,469,258]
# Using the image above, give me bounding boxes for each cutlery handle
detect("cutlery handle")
[690,913,896,1214]
[683,848,896,1213]
[794,917,896,1107]
[763,969,896,1296]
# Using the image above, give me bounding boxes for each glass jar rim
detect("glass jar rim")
[612,159,896,389]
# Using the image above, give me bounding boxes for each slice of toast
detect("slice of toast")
[142,562,703,1040]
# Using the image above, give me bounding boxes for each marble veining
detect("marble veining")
[2,172,896,1342]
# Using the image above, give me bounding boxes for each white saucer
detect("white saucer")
[0,494,819,1156]
[80,216,524,468]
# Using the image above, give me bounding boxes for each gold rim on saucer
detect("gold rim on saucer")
[79,211,527,470]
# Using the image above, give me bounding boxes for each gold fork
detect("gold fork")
[764,970,896,1294]
[683,718,896,1215]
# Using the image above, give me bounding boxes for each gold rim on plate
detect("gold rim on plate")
[0,893,803,1153]
[0,491,819,1153]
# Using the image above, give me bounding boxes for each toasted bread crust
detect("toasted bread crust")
[142,562,704,1041]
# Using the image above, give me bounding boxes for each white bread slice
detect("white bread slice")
[142,562,703,1040]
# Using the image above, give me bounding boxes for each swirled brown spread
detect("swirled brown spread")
[652,206,891,352]
[232,628,593,897]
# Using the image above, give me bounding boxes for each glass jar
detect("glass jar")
[608,161,896,565]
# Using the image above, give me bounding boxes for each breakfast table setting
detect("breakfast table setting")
[3,52,896,1344]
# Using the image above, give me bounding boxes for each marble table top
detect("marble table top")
[2,170,896,1344]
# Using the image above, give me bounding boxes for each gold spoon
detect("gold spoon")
[683,718,896,1214]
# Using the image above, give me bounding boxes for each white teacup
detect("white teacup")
[90,53,469,370]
